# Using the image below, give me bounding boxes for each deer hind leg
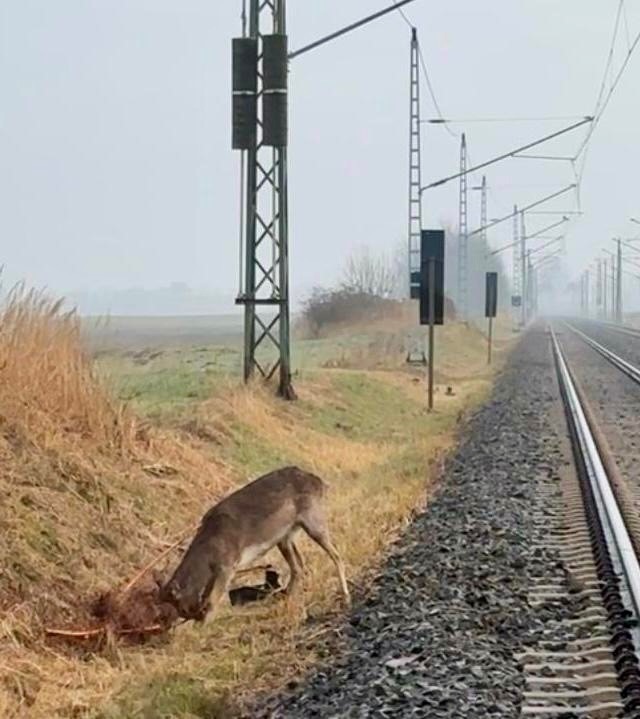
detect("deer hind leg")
[292,541,305,574]
[299,511,350,605]
[277,539,302,595]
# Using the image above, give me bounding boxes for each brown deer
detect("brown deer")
[160,466,350,622]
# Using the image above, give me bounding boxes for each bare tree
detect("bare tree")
[341,247,396,298]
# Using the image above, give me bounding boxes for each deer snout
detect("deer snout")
[159,581,211,622]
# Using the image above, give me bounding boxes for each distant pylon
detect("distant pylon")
[520,211,526,325]
[512,205,521,322]
[407,28,422,297]
[457,133,469,319]
[596,258,603,317]
[480,175,487,249]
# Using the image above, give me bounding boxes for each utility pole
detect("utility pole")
[520,211,526,326]
[480,176,488,316]
[407,28,422,297]
[616,237,623,322]
[596,258,603,318]
[458,133,469,320]
[234,0,294,399]
[585,269,590,317]
[610,253,616,319]
[480,176,488,248]
[603,257,609,319]
[526,251,533,322]
[512,205,521,325]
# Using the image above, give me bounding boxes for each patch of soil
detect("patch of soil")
[90,572,178,636]
[46,572,178,649]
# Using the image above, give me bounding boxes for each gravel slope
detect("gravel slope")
[253,327,571,718]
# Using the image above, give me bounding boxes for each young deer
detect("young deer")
[160,466,350,622]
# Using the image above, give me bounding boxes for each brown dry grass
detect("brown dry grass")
[0,289,237,717]
[0,289,509,718]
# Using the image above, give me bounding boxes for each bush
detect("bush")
[301,287,401,337]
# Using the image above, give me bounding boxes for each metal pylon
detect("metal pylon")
[480,175,487,249]
[457,133,468,319]
[407,28,422,295]
[405,27,427,365]
[238,0,294,399]
[596,257,603,317]
[520,211,526,325]
[512,204,521,321]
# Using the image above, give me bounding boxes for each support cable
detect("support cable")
[469,185,575,238]
[421,118,592,191]
[289,0,421,59]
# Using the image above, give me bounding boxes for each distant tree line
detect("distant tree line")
[301,231,511,336]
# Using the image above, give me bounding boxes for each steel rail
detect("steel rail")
[586,319,640,340]
[564,321,640,384]
[551,328,640,684]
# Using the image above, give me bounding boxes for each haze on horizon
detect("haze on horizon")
[1,1,639,315]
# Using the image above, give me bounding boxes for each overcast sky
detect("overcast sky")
[1,1,639,310]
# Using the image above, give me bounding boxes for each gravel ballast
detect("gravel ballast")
[255,328,577,718]
[560,320,640,492]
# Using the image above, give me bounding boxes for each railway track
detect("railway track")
[576,319,640,342]
[563,322,640,384]
[533,324,640,718]
[263,325,640,718]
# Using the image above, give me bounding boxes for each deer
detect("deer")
[159,466,350,622]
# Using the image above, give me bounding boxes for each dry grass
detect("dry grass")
[0,290,510,718]
[0,286,136,451]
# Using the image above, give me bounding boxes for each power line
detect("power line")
[417,45,458,139]
[425,115,587,124]
[288,0,421,59]
[468,185,576,238]
[395,5,413,28]
[575,0,640,185]
[422,118,591,190]
[593,1,624,125]
[623,1,632,52]
[395,6,458,140]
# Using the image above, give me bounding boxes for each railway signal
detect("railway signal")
[420,230,445,410]
[485,272,498,364]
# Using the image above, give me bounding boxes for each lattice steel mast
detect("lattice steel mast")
[234,0,294,399]
[480,175,487,249]
[407,27,422,296]
[520,211,527,325]
[457,133,469,319]
[512,205,521,320]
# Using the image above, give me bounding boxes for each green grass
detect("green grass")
[219,421,292,478]
[98,676,234,719]
[96,333,383,420]
[299,372,422,444]
[97,346,242,418]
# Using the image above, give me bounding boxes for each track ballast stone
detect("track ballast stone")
[256,329,570,719]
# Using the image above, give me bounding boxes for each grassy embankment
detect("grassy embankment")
[0,295,512,718]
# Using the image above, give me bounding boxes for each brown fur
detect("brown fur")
[160,466,349,621]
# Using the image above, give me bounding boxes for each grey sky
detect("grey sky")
[1,1,639,311]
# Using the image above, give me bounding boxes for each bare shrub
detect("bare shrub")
[301,288,400,337]
[342,247,397,298]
